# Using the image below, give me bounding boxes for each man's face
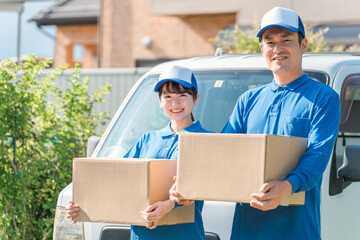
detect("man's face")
[260,27,307,77]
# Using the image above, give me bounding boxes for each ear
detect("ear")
[193,94,200,107]
[260,42,264,55]
[301,38,308,55]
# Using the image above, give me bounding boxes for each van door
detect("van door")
[321,68,360,240]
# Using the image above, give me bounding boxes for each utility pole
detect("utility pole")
[17,4,23,65]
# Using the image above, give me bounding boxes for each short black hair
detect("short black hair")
[158,81,197,100]
[298,32,304,45]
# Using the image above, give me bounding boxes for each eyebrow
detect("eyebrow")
[264,32,293,40]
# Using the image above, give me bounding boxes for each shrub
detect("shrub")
[0,55,111,239]
[210,23,333,54]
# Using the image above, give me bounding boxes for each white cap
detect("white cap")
[154,65,198,92]
[257,7,305,40]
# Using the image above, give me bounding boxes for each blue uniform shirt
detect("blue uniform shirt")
[124,121,210,240]
[222,74,340,240]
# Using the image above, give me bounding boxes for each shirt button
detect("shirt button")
[166,147,169,150]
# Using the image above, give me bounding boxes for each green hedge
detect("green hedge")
[0,55,111,239]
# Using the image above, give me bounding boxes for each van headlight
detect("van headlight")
[53,206,84,240]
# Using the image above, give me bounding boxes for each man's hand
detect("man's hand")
[169,176,194,206]
[250,180,293,211]
[140,200,175,229]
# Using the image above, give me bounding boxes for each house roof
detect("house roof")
[30,0,99,26]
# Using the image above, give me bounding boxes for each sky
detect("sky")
[0,0,56,61]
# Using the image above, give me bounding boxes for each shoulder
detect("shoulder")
[301,77,340,112]
[235,83,271,106]
[245,83,270,96]
[305,75,336,92]
[188,121,214,133]
[138,130,162,142]
[305,76,339,99]
[198,128,214,133]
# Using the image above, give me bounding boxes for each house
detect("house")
[31,0,360,68]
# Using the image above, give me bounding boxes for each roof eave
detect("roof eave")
[32,16,98,27]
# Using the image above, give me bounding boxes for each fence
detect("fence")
[42,67,150,134]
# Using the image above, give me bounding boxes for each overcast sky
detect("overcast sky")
[0,0,56,60]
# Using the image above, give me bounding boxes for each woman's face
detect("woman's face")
[159,84,199,123]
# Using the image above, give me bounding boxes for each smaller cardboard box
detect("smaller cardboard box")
[177,133,307,206]
[73,158,194,225]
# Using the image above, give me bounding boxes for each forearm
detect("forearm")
[163,199,175,214]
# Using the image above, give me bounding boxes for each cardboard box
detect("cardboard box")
[73,158,194,225]
[177,133,307,206]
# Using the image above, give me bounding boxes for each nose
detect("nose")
[273,42,284,53]
[171,97,180,106]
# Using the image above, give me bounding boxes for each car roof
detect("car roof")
[146,53,360,81]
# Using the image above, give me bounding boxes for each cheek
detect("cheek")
[159,99,166,109]
[186,99,196,108]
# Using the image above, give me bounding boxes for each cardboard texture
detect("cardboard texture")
[177,133,307,206]
[73,158,194,225]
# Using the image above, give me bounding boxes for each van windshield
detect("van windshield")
[97,70,326,158]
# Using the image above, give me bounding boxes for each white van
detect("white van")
[53,53,360,240]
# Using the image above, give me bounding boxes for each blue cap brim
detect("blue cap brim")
[257,24,300,38]
[154,78,197,92]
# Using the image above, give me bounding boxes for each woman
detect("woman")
[67,65,210,240]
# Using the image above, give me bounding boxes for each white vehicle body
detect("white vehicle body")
[53,53,360,240]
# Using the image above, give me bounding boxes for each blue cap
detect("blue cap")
[154,65,198,93]
[257,7,305,41]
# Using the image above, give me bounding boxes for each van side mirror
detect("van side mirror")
[338,145,360,182]
[87,136,101,157]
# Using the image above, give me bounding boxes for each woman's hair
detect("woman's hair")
[158,81,198,121]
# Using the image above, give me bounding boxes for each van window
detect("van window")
[339,74,360,124]
[329,74,360,195]
[97,70,327,158]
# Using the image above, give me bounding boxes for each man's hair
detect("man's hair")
[297,32,304,45]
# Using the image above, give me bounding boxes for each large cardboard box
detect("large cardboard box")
[177,133,307,206]
[73,158,194,225]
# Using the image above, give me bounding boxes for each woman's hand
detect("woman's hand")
[140,200,175,229]
[169,176,194,206]
[66,201,80,224]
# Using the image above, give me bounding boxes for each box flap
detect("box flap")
[264,135,307,205]
[149,160,194,225]
[280,192,306,206]
[264,135,307,182]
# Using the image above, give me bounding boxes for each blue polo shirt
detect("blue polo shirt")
[124,121,210,240]
[222,74,340,240]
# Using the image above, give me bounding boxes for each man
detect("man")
[222,7,340,240]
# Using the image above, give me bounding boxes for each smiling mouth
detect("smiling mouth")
[171,109,184,113]
[273,56,287,60]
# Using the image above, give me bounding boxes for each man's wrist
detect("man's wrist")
[282,180,293,197]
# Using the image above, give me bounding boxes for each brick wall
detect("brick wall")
[101,0,133,68]
[100,0,236,67]
[54,25,98,68]
[54,0,236,68]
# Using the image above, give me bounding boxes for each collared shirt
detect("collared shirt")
[222,74,340,240]
[124,121,210,240]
